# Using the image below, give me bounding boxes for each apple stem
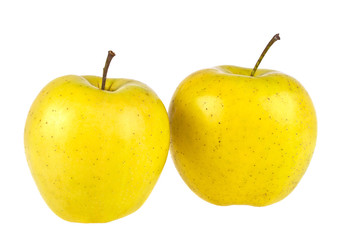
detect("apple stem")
[101,50,116,90]
[250,34,280,77]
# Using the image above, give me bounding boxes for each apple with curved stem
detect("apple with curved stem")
[24,51,170,222]
[169,34,317,206]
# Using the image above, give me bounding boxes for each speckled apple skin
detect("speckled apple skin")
[24,75,170,222]
[169,66,317,206]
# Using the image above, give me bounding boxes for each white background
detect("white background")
[1,0,359,239]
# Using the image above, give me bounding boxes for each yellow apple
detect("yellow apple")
[169,34,317,206]
[24,51,170,222]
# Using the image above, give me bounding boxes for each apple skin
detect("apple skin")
[169,65,317,206]
[24,75,170,223]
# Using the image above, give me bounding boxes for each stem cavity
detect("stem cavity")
[250,34,280,77]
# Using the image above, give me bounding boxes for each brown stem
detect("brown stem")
[101,50,116,90]
[250,34,280,77]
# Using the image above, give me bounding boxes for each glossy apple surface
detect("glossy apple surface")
[24,75,169,222]
[169,65,317,206]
